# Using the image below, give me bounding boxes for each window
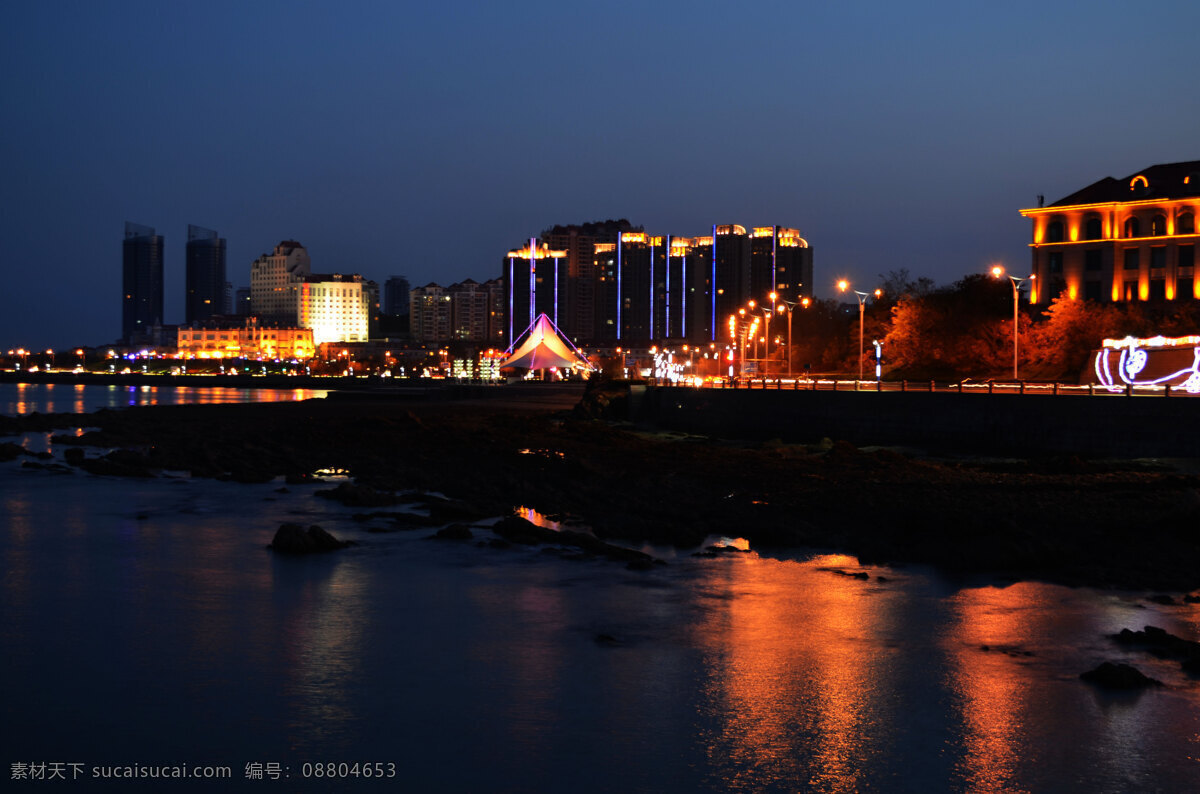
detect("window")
[1124,217,1141,238]
[1084,280,1103,302]
[1085,249,1102,271]
[1179,212,1195,235]
[1179,278,1195,299]
[1180,245,1195,270]
[1124,249,1140,270]
[1123,280,1138,301]
[1048,252,1063,273]
[1085,217,1103,240]
[1150,279,1166,300]
[1152,215,1167,236]
[1047,220,1065,242]
[1151,247,1166,269]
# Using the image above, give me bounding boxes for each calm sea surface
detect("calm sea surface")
[2,438,1200,791]
[0,381,328,416]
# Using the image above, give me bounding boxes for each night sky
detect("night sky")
[3,1,1197,350]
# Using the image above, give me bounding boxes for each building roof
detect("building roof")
[1050,160,1200,206]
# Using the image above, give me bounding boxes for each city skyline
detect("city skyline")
[3,1,1199,349]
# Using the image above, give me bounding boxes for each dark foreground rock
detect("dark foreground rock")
[1113,626,1200,675]
[269,523,354,554]
[1080,662,1163,690]
[12,395,1200,591]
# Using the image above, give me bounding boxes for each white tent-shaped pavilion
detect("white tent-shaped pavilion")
[500,313,593,372]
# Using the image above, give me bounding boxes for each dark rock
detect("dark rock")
[62,447,86,465]
[314,482,395,507]
[1148,594,1176,605]
[493,515,560,545]
[1184,594,1200,604]
[594,633,622,646]
[433,524,473,541]
[269,523,353,554]
[0,442,23,462]
[1113,625,1200,673]
[1080,662,1162,689]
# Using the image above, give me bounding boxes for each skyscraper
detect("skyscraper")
[185,225,227,324]
[383,275,411,316]
[122,222,164,344]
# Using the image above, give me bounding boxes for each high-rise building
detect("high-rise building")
[122,221,164,344]
[503,239,568,345]
[250,240,312,323]
[383,276,411,316]
[543,219,636,341]
[249,240,373,344]
[410,283,451,343]
[185,225,227,325]
[506,220,813,347]
[234,287,251,316]
[749,226,813,304]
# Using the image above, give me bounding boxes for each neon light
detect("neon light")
[649,238,655,341]
[528,237,536,328]
[1093,338,1200,392]
[710,225,717,342]
[508,257,514,344]
[616,235,622,341]
[665,235,671,338]
[553,256,560,326]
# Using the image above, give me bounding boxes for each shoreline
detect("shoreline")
[3,389,1200,595]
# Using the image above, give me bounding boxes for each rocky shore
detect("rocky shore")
[4,385,1200,593]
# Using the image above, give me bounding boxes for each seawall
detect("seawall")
[639,384,1200,458]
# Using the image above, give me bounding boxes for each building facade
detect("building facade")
[502,220,813,348]
[249,240,312,323]
[249,240,373,344]
[383,275,411,316]
[1020,161,1200,304]
[410,283,451,343]
[176,319,315,360]
[185,225,228,324]
[122,222,164,344]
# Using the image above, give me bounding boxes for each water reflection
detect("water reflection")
[944,584,1040,793]
[691,553,901,793]
[0,382,328,415]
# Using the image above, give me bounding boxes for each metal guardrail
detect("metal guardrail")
[658,377,1198,397]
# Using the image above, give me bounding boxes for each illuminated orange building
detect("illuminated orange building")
[176,319,315,360]
[1020,161,1200,304]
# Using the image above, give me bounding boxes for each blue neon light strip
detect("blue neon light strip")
[710,225,716,342]
[665,235,671,338]
[528,237,536,328]
[617,236,622,341]
[649,239,655,341]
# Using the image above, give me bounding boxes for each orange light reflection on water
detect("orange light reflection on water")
[943,583,1044,793]
[692,553,898,792]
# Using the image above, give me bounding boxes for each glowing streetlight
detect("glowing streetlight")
[839,281,881,382]
[992,265,1035,380]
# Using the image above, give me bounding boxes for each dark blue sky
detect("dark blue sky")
[3,1,1197,349]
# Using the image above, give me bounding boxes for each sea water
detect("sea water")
[2,444,1199,792]
[0,382,328,416]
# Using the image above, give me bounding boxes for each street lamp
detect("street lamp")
[838,280,881,382]
[991,265,1035,380]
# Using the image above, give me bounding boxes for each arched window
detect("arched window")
[1047,220,1064,242]
[1152,215,1167,236]
[1085,217,1103,240]
[1124,217,1141,238]
[1179,212,1195,235]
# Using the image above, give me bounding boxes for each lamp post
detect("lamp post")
[991,265,1034,380]
[838,281,881,382]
